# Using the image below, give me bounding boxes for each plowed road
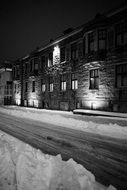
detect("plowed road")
[0,111,127,190]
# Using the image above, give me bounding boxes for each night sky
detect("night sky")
[0,0,126,63]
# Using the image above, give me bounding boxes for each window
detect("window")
[108,30,114,49]
[41,79,46,92]
[4,83,12,96]
[48,52,53,67]
[98,30,106,50]
[16,66,20,77]
[88,32,95,53]
[30,59,34,72]
[13,67,16,77]
[25,82,28,92]
[89,69,99,89]
[60,74,66,91]
[71,43,78,60]
[116,64,127,87]
[41,56,45,69]
[32,81,35,92]
[71,73,78,90]
[83,37,86,56]
[60,47,66,62]
[49,77,53,92]
[25,63,28,74]
[116,22,127,46]
[34,58,38,71]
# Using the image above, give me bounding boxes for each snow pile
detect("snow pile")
[0,130,116,190]
[0,106,127,139]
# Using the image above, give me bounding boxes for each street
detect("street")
[0,111,127,190]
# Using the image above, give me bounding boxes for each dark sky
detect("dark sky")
[0,0,126,62]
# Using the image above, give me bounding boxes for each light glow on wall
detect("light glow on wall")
[28,92,39,108]
[54,45,60,55]
[53,45,60,65]
[16,99,21,105]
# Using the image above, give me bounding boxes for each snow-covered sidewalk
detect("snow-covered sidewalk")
[0,106,127,139]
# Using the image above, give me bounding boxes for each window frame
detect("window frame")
[60,74,66,91]
[116,63,127,87]
[60,47,66,63]
[32,81,35,92]
[89,69,99,90]
[49,77,53,92]
[88,32,95,53]
[71,73,78,90]
[98,29,107,50]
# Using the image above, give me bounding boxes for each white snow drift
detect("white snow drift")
[0,130,116,190]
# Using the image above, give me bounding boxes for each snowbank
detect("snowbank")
[0,130,116,190]
[0,106,127,139]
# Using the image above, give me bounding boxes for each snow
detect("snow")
[0,130,116,190]
[0,106,127,139]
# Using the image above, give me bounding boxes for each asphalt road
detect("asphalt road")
[0,111,127,190]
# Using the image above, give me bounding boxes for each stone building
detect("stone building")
[12,4,127,112]
[0,62,12,105]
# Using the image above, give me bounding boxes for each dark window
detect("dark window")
[60,47,66,62]
[108,31,114,49]
[41,56,45,69]
[49,77,53,92]
[98,30,106,50]
[25,63,28,74]
[34,57,38,71]
[48,52,53,67]
[88,32,95,53]
[16,66,20,77]
[116,64,127,87]
[32,81,35,92]
[25,82,28,92]
[13,67,15,78]
[115,22,127,46]
[71,43,78,60]
[71,73,78,90]
[60,74,66,91]
[90,69,99,89]
[83,37,86,56]
[30,59,34,72]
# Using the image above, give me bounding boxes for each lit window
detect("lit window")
[60,74,66,91]
[41,79,46,92]
[88,32,95,53]
[98,30,106,50]
[32,81,35,92]
[116,64,127,87]
[71,73,78,90]
[48,52,53,67]
[49,77,53,92]
[90,69,99,89]
[60,47,66,62]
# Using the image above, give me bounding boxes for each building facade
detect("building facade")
[0,62,12,105]
[12,5,127,112]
